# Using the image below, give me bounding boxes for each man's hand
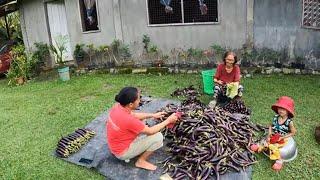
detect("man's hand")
[152,111,166,119]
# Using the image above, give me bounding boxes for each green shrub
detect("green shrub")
[142,34,151,53]
[74,44,85,59]
[32,42,50,75]
[6,44,37,85]
[117,68,132,74]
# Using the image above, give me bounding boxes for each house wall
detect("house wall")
[19,0,51,50]
[20,0,247,61]
[19,0,116,52]
[120,0,247,54]
[63,0,116,48]
[18,0,320,69]
[254,0,320,68]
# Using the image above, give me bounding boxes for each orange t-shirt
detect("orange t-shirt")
[106,104,145,156]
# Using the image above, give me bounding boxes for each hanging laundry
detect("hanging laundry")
[84,0,96,25]
[160,0,173,14]
[198,0,208,15]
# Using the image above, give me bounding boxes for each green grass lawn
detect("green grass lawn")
[0,73,319,179]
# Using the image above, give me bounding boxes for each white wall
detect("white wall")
[120,0,247,53]
[20,0,247,57]
[20,0,51,50]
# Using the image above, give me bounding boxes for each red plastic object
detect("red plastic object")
[175,112,182,118]
[270,133,285,144]
[167,112,183,129]
[0,52,12,74]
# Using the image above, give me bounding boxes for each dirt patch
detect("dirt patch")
[102,83,113,90]
[80,95,96,101]
[47,107,57,115]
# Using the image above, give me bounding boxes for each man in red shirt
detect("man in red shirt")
[107,87,179,171]
[209,51,243,108]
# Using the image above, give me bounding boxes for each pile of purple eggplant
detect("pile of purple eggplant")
[222,99,251,115]
[56,128,95,158]
[157,87,266,179]
[171,85,201,98]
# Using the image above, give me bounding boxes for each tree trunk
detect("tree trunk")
[4,14,10,39]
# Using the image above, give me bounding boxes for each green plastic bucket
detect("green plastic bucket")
[58,66,70,81]
[201,69,216,95]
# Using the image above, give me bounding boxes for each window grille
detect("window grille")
[147,0,218,25]
[302,0,320,29]
[79,0,100,32]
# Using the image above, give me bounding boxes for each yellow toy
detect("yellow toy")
[268,139,287,160]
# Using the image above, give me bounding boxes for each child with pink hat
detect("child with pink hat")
[251,96,297,171]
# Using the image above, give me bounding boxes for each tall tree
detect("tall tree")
[0,11,22,43]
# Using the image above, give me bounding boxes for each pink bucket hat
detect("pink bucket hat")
[271,96,295,118]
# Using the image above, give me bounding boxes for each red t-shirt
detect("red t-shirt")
[214,64,241,83]
[106,103,145,156]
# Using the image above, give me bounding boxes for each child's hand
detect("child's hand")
[278,137,284,142]
[267,136,271,143]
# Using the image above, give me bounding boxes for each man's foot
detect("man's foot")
[135,159,157,171]
[208,99,217,108]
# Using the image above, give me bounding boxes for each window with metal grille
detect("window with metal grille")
[147,0,218,25]
[302,0,320,29]
[79,0,100,32]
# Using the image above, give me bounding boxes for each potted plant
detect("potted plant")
[178,49,189,68]
[187,48,204,69]
[32,42,50,74]
[73,44,85,64]
[211,44,225,62]
[158,54,169,67]
[148,45,162,67]
[50,35,70,81]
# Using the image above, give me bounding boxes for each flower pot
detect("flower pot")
[206,61,215,68]
[121,60,135,68]
[106,61,115,68]
[152,60,165,67]
[274,62,283,68]
[179,63,189,68]
[58,66,70,81]
[15,77,25,85]
[76,56,84,63]
[141,60,152,67]
[189,62,198,69]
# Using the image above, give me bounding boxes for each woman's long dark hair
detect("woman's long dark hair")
[115,87,139,106]
[223,51,237,65]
